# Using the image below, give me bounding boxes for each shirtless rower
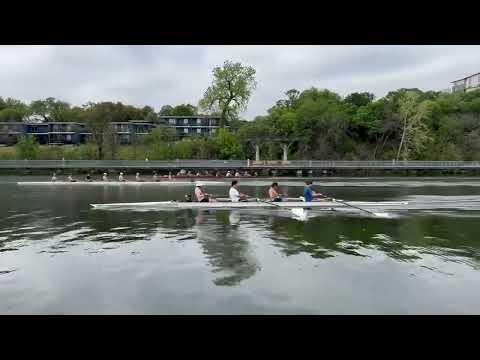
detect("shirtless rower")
[153,172,158,182]
[102,172,108,181]
[67,174,77,182]
[194,182,216,202]
[118,172,126,182]
[135,172,144,182]
[268,182,284,202]
[51,172,57,182]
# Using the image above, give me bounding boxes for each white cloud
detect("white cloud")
[0,45,479,119]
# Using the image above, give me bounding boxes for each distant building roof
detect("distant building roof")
[451,72,480,83]
[158,115,220,118]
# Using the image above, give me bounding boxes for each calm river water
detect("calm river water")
[1,176,480,314]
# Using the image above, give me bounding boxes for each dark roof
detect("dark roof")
[158,115,220,118]
[451,72,480,83]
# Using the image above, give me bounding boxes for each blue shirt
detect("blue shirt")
[303,186,313,202]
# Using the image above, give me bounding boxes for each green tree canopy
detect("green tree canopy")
[199,60,256,127]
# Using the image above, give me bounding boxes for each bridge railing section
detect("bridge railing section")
[0,160,480,169]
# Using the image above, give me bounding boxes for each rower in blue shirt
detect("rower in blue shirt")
[303,180,327,202]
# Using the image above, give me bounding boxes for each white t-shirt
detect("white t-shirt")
[229,187,240,202]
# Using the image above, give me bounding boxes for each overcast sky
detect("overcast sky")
[1,45,479,120]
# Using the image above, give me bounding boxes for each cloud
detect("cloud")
[0,45,479,119]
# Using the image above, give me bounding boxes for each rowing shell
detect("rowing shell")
[90,200,409,210]
[17,181,228,186]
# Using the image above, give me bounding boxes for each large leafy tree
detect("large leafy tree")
[29,97,71,122]
[396,91,433,161]
[199,60,256,127]
[83,103,116,160]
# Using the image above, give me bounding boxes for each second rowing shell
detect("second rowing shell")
[17,181,228,186]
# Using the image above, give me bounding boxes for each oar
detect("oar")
[255,197,282,208]
[317,194,378,216]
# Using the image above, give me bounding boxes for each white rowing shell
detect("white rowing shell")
[90,200,409,210]
[17,181,228,186]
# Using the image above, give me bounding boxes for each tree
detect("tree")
[214,128,242,159]
[29,97,71,122]
[396,92,433,161]
[0,108,27,122]
[237,118,269,160]
[171,104,197,116]
[275,89,300,109]
[16,135,39,159]
[144,126,177,145]
[159,105,174,116]
[83,103,115,159]
[199,60,257,127]
[344,92,375,107]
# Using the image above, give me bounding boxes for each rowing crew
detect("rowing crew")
[192,180,328,203]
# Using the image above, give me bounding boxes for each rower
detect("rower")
[194,182,216,202]
[135,172,144,182]
[153,172,158,182]
[118,172,126,182]
[195,172,201,177]
[229,180,248,202]
[226,171,232,177]
[67,174,77,182]
[234,170,241,177]
[168,171,172,180]
[85,173,93,182]
[244,170,251,177]
[302,180,327,202]
[51,172,57,182]
[268,182,284,202]
[187,170,193,177]
[102,172,108,181]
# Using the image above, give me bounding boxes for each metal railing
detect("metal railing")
[1,160,480,169]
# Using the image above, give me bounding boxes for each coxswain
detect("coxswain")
[302,180,327,202]
[67,174,77,182]
[118,172,126,182]
[102,172,108,181]
[194,182,216,202]
[268,182,284,202]
[51,172,57,182]
[229,180,248,202]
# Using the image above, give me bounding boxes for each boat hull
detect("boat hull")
[90,200,409,210]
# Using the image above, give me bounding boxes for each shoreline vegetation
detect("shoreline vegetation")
[1,61,479,165]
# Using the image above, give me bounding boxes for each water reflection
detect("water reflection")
[3,178,480,314]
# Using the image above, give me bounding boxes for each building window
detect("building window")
[184,128,188,133]
[66,134,71,142]
[197,118,202,125]
[169,119,176,125]
[184,119,189,125]
[197,128,201,134]
[211,128,216,133]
